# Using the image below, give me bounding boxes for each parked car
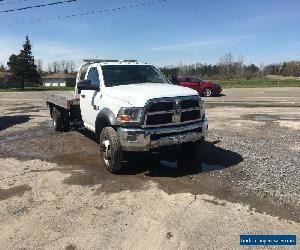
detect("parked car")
[171,76,222,97]
[46,60,208,173]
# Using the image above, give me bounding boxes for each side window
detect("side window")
[79,64,89,81]
[191,77,199,83]
[86,67,100,87]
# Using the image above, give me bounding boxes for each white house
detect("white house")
[42,72,76,87]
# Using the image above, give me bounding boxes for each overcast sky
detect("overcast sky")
[0,0,300,68]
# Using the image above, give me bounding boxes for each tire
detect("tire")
[52,107,63,131]
[203,88,212,97]
[63,115,70,132]
[52,107,70,132]
[99,127,123,173]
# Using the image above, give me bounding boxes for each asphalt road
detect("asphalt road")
[0,88,299,249]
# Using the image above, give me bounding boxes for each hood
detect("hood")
[103,83,198,107]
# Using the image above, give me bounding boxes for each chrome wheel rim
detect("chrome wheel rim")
[101,138,111,166]
[204,89,212,97]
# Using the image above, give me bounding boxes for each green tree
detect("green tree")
[7,36,39,89]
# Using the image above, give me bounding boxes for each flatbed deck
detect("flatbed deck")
[45,92,79,109]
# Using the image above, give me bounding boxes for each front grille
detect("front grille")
[147,101,174,112]
[146,113,173,125]
[181,110,200,122]
[181,99,199,109]
[144,96,201,127]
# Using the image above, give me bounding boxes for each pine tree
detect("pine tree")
[7,36,39,89]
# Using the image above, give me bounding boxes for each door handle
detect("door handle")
[81,94,85,98]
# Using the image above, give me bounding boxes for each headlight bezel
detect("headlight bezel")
[200,99,205,118]
[117,107,144,126]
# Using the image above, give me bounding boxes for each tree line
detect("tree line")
[160,52,300,80]
[1,37,300,89]
[0,36,76,89]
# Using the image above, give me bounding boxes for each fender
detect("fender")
[95,108,118,138]
[96,107,118,126]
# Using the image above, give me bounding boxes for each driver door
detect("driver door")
[80,66,101,131]
[190,77,201,92]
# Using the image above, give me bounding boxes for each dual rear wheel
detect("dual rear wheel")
[51,107,70,132]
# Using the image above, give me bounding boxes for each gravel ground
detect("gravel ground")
[0,88,299,249]
[208,123,299,207]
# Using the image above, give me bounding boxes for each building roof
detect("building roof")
[0,71,12,78]
[42,72,76,79]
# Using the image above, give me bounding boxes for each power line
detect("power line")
[0,0,31,7]
[0,0,167,27]
[0,0,77,13]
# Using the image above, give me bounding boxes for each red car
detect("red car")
[172,76,222,97]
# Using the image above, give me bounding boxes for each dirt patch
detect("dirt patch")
[0,185,32,201]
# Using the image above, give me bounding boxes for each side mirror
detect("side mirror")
[77,80,99,93]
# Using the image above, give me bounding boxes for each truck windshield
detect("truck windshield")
[102,65,170,87]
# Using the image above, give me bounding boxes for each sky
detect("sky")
[0,0,300,69]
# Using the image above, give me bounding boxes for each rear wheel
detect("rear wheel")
[99,127,123,173]
[51,107,70,132]
[203,88,212,97]
[52,107,63,131]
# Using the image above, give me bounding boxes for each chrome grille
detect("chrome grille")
[143,96,201,127]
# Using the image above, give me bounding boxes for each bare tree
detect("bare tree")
[52,61,59,73]
[219,51,235,80]
[35,59,43,74]
[69,60,76,73]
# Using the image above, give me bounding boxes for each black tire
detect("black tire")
[63,115,70,132]
[52,107,63,131]
[203,88,212,97]
[99,127,123,173]
[52,107,70,132]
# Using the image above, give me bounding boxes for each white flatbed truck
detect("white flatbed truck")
[45,59,208,173]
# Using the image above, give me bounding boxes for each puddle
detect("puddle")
[0,185,32,201]
[0,129,49,143]
[160,160,224,172]
[254,114,278,122]
[200,163,224,172]
[160,160,177,169]
[244,114,278,122]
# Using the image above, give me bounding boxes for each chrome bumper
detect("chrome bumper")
[118,118,208,151]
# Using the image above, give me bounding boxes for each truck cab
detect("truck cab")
[47,59,208,173]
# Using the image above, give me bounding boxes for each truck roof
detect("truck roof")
[83,59,147,66]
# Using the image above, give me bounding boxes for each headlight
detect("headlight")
[117,107,143,123]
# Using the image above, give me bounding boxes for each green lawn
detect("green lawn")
[219,79,300,88]
[1,80,300,92]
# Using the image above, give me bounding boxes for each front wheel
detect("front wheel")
[203,88,212,97]
[99,127,123,173]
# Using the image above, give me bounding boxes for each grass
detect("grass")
[1,80,300,91]
[0,86,74,92]
[219,79,300,88]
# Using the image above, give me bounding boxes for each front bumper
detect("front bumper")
[118,118,208,151]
